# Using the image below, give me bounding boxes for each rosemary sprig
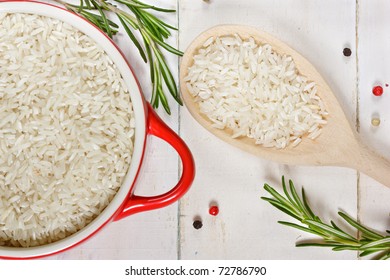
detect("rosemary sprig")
[261,177,390,259]
[55,0,182,114]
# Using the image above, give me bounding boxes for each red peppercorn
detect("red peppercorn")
[209,206,219,216]
[372,86,383,96]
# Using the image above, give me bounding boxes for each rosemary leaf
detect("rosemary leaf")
[145,28,181,54]
[338,212,384,240]
[296,243,342,248]
[282,176,297,209]
[359,248,390,257]
[359,237,390,250]
[301,188,316,220]
[130,6,163,40]
[263,183,298,215]
[85,0,92,9]
[91,0,112,38]
[288,180,312,219]
[304,219,357,243]
[157,85,171,115]
[117,15,147,62]
[114,0,148,9]
[261,197,302,221]
[144,12,178,31]
[262,177,390,259]
[278,221,326,237]
[154,48,182,105]
[143,36,154,80]
[79,0,84,12]
[150,60,160,107]
[131,0,176,12]
[331,245,361,251]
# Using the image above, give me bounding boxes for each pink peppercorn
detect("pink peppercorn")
[372,86,384,96]
[209,206,219,216]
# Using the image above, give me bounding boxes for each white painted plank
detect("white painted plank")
[357,0,390,259]
[44,0,181,259]
[179,0,357,259]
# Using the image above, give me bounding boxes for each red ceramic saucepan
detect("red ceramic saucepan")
[0,0,195,259]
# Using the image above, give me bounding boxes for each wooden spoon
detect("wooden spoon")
[179,24,390,187]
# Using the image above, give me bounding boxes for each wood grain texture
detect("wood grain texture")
[356,0,390,259]
[35,0,390,260]
[46,0,181,259]
[179,0,358,260]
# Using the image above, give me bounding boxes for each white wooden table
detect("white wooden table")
[47,0,390,260]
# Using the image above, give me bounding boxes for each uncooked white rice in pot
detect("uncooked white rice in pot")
[0,13,135,247]
[185,35,328,149]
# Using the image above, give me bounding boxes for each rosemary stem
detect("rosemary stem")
[262,178,390,260]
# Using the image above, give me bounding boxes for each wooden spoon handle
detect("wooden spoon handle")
[353,145,390,187]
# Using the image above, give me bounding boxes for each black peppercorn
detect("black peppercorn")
[343,47,352,57]
[193,220,203,230]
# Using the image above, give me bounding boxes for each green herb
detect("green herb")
[54,0,183,115]
[261,177,390,259]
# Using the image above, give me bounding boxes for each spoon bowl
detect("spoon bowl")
[180,24,390,187]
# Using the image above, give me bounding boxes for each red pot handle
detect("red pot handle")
[114,104,195,220]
